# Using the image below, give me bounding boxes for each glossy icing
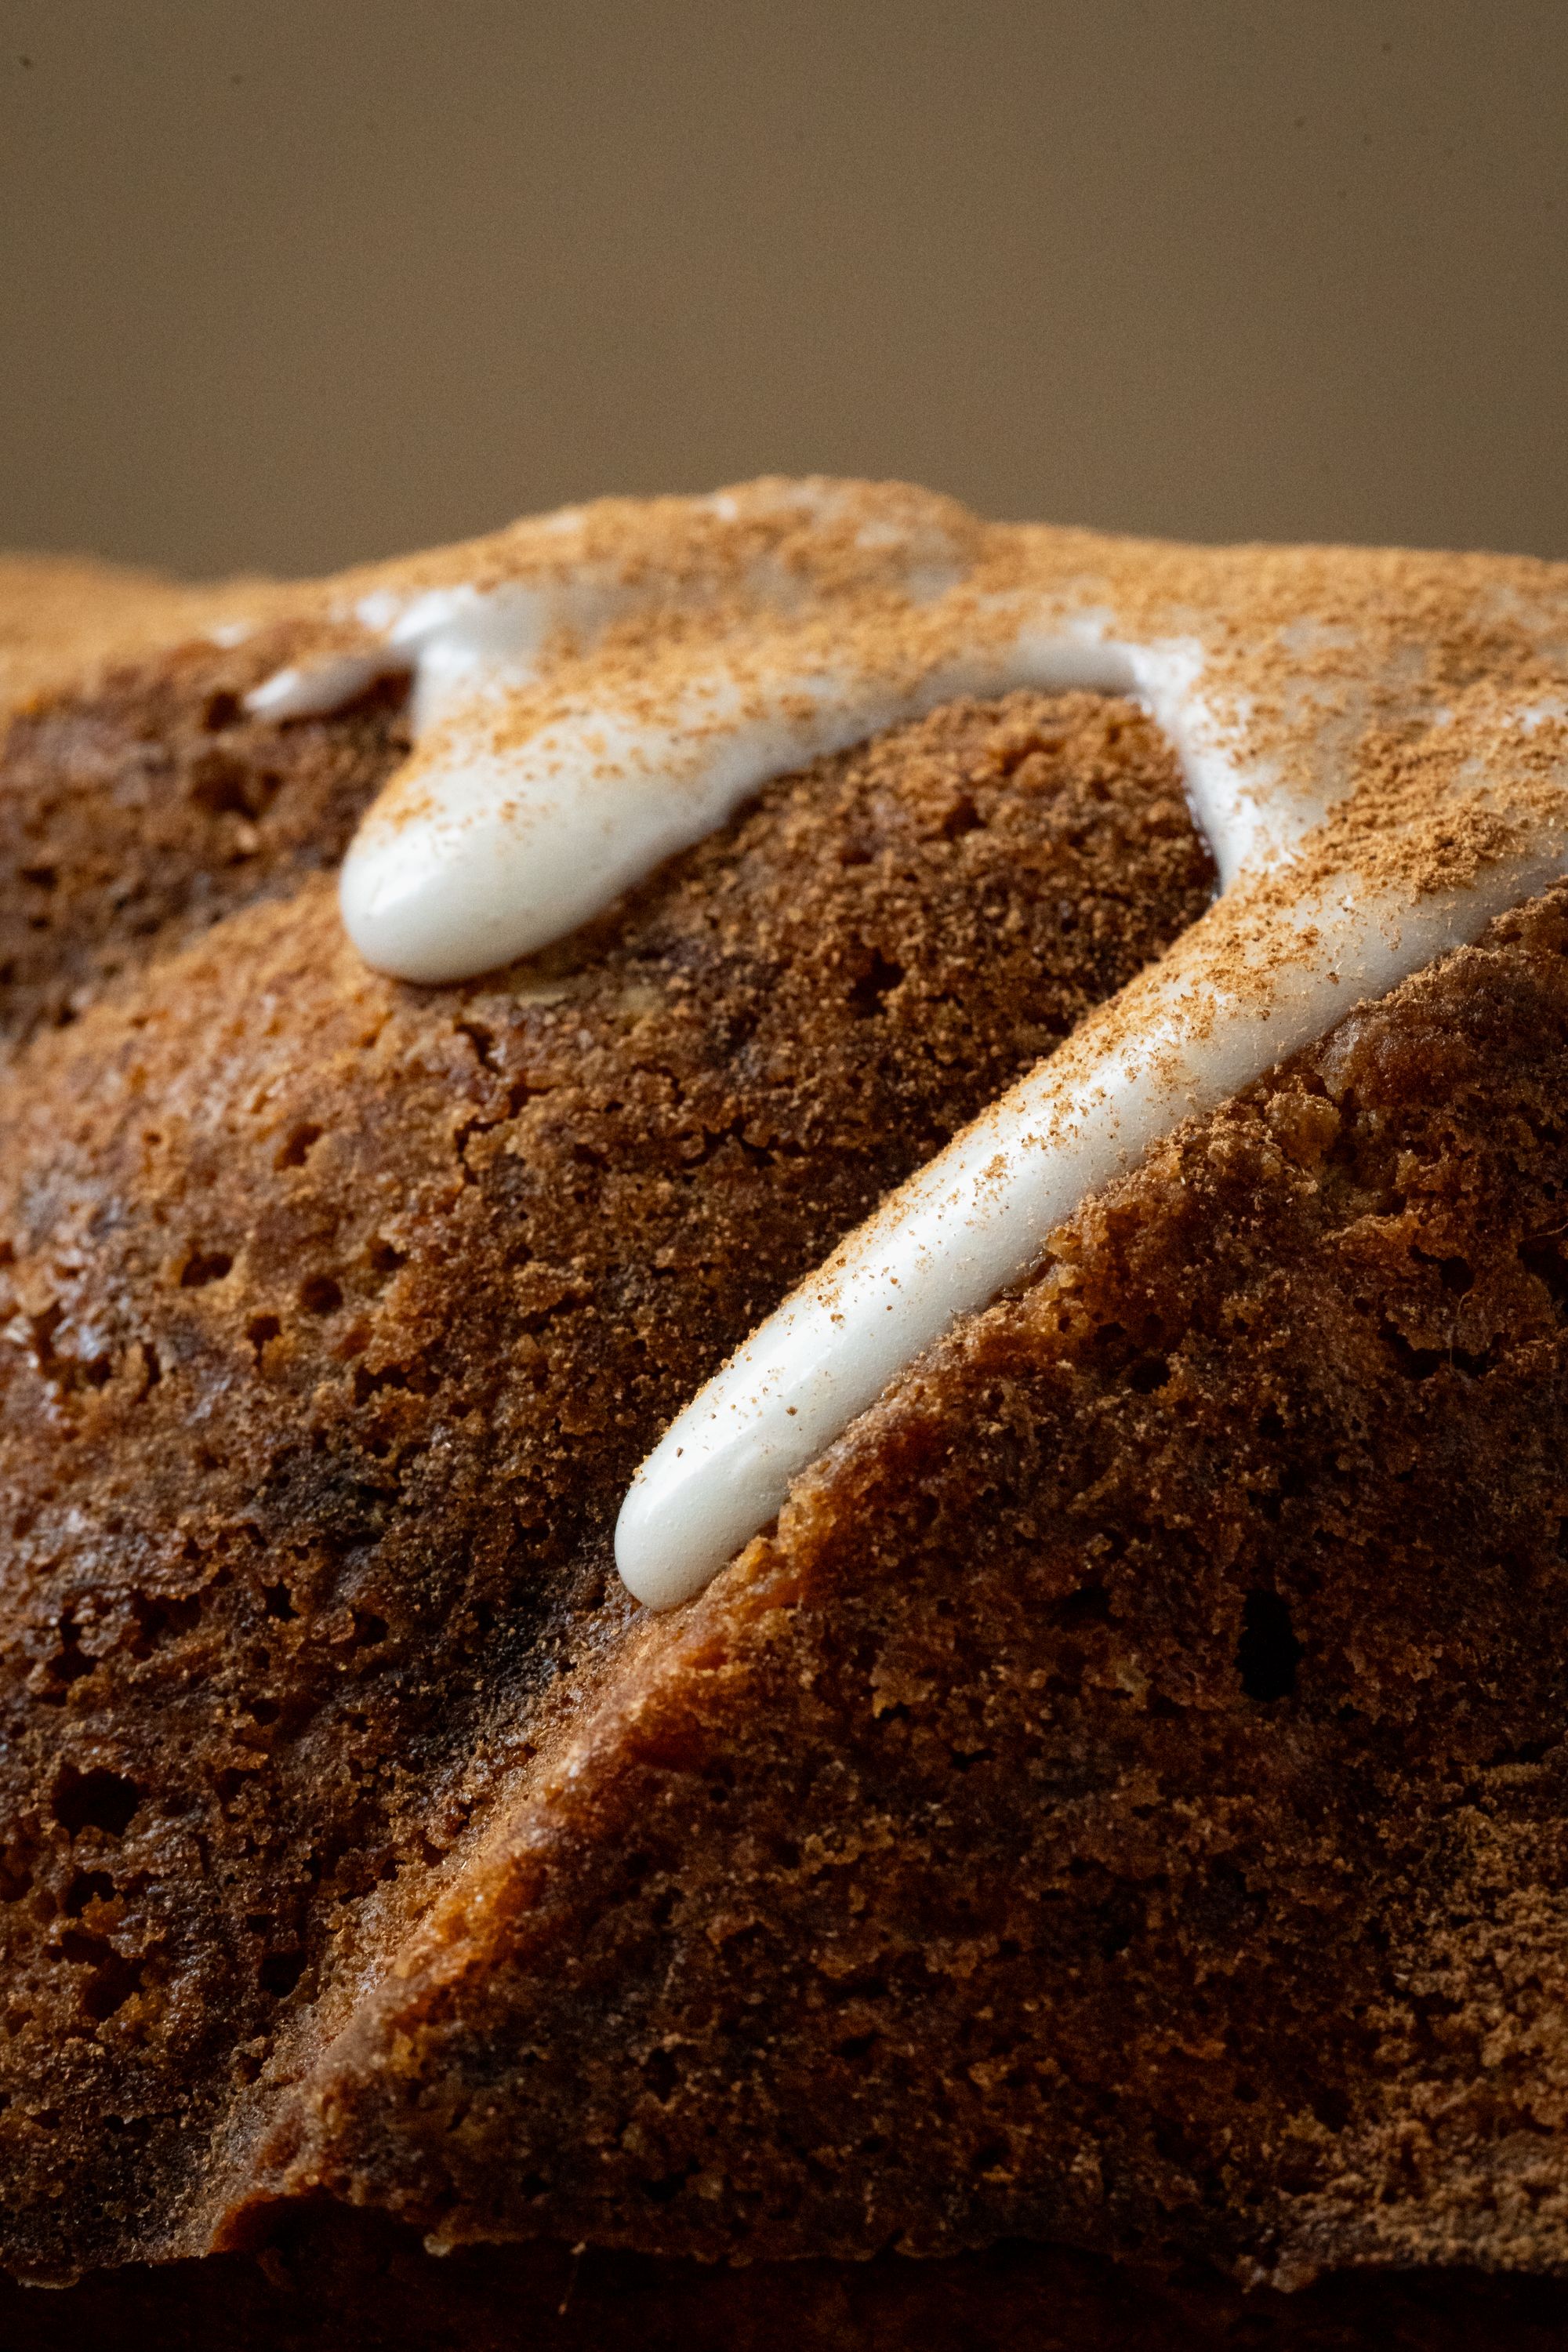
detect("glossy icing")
[241,484,1568,1608]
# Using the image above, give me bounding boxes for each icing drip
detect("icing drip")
[241,482,1568,1610]
[618,816,1568,1606]
[339,627,1203,983]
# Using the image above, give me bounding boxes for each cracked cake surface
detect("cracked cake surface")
[1,484,1567,2310]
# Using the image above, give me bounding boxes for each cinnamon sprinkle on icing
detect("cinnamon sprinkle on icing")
[10,479,1566,1608]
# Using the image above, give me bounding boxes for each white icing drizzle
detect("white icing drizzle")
[247,648,387,721]
[340,628,1181,984]
[617,818,1568,1608]
[241,485,1568,1612]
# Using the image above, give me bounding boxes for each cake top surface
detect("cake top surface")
[8,480,1568,1605]
[9,476,1567,753]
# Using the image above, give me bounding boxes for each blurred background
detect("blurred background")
[2,0,1564,579]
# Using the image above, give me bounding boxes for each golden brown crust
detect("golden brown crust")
[0,675,1210,2279]
[0,632,407,1042]
[242,885,1568,2288]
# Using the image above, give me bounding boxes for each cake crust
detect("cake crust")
[0,668,1209,2281]
[244,881,1568,2288]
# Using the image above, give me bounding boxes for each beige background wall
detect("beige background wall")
[2,0,1564,579]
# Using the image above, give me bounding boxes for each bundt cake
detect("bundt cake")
[3,481,1568,2334]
